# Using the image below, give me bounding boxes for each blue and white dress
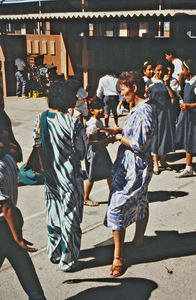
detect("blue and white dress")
[104,99,155,230]
[33,111,88,271]
[175,75,196,153]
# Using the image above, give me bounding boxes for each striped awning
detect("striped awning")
[0,9,195,21]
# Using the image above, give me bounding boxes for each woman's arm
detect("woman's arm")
[88,133,115,146]
[2,201,38,252]
[115,134,132,148]
[180,102,196,112]
[99,127,123,135]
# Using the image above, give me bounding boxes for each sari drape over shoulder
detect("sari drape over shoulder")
[34,111,88,271]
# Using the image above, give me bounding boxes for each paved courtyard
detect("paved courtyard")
[0,96,196,300]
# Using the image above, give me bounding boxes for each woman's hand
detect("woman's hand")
[105,135,116,145]
[115,134,123,142]
[163,74,170,85]
[180,103,188,112]
[98,127,122,135]
[15,238,38,252]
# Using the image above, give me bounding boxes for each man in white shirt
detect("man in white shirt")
[96,74,119,127]
[164,49,183,81]
[14,57,27,97]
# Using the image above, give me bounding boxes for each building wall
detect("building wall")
[85,36,196,96]
[26,34,63,75]
[0,35,26,96]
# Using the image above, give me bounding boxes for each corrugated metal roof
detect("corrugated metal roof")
[2,0,48,3]
[0,9,195,21]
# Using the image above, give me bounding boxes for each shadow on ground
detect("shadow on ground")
[63,230,196,299]
[166,152,196,172]
[148,190,188,203]
[64,277,158,300]
[99,190,188,205]
[68,230,196,274]
[166,151,185,162]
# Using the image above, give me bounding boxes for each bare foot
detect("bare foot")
[110,257,125,277]
[84,199,100,206]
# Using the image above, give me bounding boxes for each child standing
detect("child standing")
[84,98,114,206]
[143,61,154,83]
[147,61,177,174]
[175,59,196,177]
[166,62,181,124]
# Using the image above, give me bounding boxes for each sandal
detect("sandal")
[84,199,100,206]
[110,257,125,277]
[159,162,172,171]
[153,169,160,175]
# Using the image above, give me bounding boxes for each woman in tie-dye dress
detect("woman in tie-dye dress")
[102,72,155,277]
[33,81,88,271]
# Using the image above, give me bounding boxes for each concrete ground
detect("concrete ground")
[0,96,196,300]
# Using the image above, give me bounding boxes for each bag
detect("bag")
[25,113,45,173]
[18,164,44,185]
[24,144,44,173]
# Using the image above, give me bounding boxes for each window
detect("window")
[89,23,94,36]
[27,40,32,54]
[119,22,128,37]
[139,22,148,37]
[50,41,55,55]
[42,40,47,54]
[164,22,170,38]
[104,23,114,37]
[34,40,40,54]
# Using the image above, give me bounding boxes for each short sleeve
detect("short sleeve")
[129,106,154,155]
[86,124,98,135]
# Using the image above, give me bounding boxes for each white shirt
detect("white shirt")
[15,58,26,71]
[96,75,119,98]
[169,76,180,94]
[86,117,104,135]
[185,75,196,95]
[150,76,179,94]
[172,58,182,80]
[143,76,149,83]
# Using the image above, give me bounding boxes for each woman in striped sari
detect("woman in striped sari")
[33,80,88,271]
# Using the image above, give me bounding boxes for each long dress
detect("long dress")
[147,78,175,155]
[104,99,155,230]
[33,111,88,271]
[175,76,196,153]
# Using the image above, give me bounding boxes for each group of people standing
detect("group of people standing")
[142,50,196,178]
[31,71,155,279]
[1,50,195,298]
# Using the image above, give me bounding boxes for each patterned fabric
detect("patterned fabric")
[0,154,18,219]
[104,99,155,230]
[0,111,22,162]
[33,111,88,271]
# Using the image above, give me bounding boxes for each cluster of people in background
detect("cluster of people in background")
[142,50,196,178]
[14,57,61,99]
[1,49,195,298]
